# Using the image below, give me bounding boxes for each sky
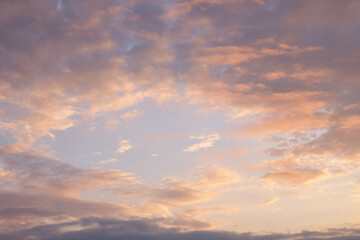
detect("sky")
[1,0,360,239]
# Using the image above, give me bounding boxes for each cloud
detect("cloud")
[260,198,279,206]
[0,143,241,233]
[105,110,143,130]
[1,0,359,170]
[153,182,211,204]
[194,165,242,188]
[183,134,220,152]
[1,0,360,237]
[0,190,131,234]
[117,139,133,153]
[118,165,241,205]
[189,43,322,67]
[92,152,102,155]
[259,149,352,187]
[0,145,139,195]
[0,143,222,232]
[0,145,140,232]
[0,0,180,144]
[115,165,242,226]
[1,217,360,240]
[99,158,118,164]
[120,109,143,121]
[263,170,327,186]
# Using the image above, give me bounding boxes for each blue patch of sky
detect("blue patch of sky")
[45,100,244,183]
[125,34,143,53]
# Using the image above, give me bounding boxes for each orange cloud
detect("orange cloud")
[263,170,327,186]
[189,43,322,67]
[260,198,279,206]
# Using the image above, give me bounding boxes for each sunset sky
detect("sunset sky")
[1,1,360,239]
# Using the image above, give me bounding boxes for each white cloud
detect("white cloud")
[100,158,118,164]
[117,139,132,153]
[183,133,220,152]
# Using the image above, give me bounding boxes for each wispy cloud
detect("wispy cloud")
[183,134,220,152]
[92,152,103,155]
[263,170,327,186]
[117,139,132,153]
[100,158,118,164]
[120,109,142,121]
[260,198,279,206]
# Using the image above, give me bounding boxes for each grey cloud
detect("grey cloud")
[1,0,359,155]
[0,0,178,141]
[177,0,360,168]
[0,145,138,231]
[1,217,360,240]
[0,207,53,218]
[0,145,138,193]
[0,189,131,233]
